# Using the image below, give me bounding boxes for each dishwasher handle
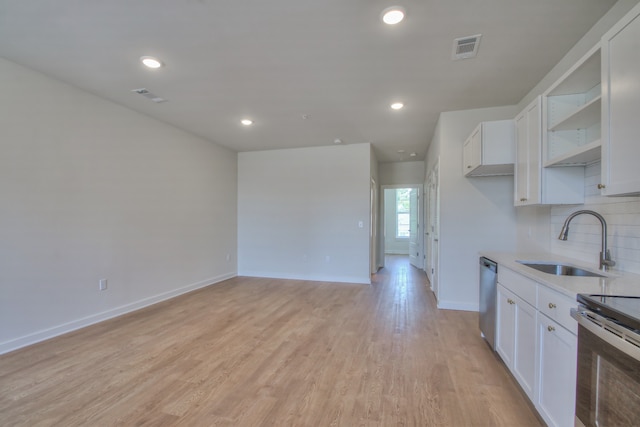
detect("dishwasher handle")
[480,257,497,273]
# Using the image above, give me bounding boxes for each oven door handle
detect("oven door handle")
[571,308,640,361]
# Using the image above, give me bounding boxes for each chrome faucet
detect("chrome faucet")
[558,210,615,272]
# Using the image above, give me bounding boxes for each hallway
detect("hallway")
[0,256,541,426]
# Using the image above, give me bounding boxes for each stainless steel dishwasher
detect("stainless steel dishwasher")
[479,257,498,350]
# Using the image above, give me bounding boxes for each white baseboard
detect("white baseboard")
[239,271,371,285]
[0,272,237,355]
[436,300,479,312]
[384,250,410,255]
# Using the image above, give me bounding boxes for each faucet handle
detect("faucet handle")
[602,250,616,270]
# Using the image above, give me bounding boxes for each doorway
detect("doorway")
[381,185,423,270]
[425,160,440,300]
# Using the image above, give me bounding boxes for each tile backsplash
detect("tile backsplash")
[550,161,640,275]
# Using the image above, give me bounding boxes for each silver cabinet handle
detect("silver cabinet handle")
[548,302,556,309]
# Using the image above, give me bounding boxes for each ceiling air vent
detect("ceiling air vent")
[452,34,482,60]
[131,88,167,103]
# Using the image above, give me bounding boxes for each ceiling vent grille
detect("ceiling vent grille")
[131,88,167,103]
[452,34,482,60]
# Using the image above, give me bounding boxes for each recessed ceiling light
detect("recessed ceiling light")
[397,149,405,153]
[391,102,404,110]
[334,138,343,144]
[382,7,405,25]
[140,56,163,69]
[241,119,253,126]
[410,152,417,157]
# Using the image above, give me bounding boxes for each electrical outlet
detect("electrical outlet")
[99,279,107,291]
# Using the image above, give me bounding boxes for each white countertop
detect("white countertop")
[480,251,640,300]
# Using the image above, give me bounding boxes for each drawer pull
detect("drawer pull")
[548,302,557,309]
[507,298,515,305]
[547,325,555,332]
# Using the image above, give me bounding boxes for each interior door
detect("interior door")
[409,188,421,268]
[370,178,378,274]
[427,161,440,298]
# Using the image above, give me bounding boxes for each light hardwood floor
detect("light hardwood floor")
[0,256,542,426]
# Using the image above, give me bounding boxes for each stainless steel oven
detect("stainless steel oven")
[571,295,640,427]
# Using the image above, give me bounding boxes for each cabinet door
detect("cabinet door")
[463,125,482,175]
[512,297,537,401]
[514,97,541,205]
[536,315,577,427]
[601,3,640,196]
[463,136,473,175]
[496,285,515,367]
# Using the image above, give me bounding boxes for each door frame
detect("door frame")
[380,184,423,268]
[425,160,440,300]
[370,178,379,274]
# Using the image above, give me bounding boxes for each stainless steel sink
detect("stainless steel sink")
[517,261,605,278]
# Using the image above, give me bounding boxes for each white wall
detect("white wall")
[515,205,552,253]
[0,59,238,354]
[379,161,425,186]
[427,105,519,311]
[238,144,371,284]
[550,162,640,274]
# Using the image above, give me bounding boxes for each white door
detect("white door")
[409,188,421,268]
[426,160,440,298]
[425,178,433,282]
[370,178,378,274]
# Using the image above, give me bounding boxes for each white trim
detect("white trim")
[384,250,410,255]
[239,271,371,285]
[437,300,479,312]
[381,184,424,269]
[0,272,236,355]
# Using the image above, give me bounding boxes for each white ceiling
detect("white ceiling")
[0,0,617,162]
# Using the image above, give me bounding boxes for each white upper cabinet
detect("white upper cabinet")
[601,2,640,196]
[515,97,542,205]
[514,96,584,206]
[543,45,602,167]
[463,120,515,177]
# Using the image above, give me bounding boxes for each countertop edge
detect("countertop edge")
[479,251,640,299]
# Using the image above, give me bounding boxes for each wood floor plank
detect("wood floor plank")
[0,256,542,426]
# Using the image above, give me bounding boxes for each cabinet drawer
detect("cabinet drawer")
[537,285,577,335]
[498,267,537,306]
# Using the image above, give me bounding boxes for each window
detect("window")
[396,188,411,238]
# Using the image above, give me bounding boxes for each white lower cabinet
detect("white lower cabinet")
[496,284,537,400]
[513,297,537,401]
[536,314,577,427]
[496,285,516,367]
[496,267,578,427]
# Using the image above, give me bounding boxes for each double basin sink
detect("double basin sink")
[517,261,605,278]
